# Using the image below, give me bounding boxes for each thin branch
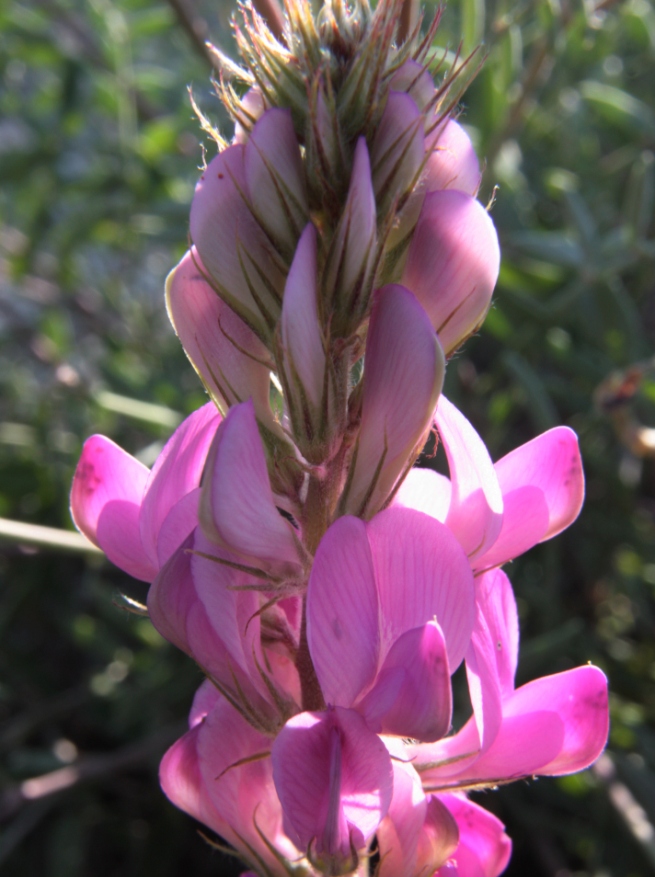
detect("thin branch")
[0,518,102,555]
[164,0,217,70]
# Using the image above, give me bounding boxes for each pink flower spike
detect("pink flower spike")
[359,621,452,742]
[165,248,273,423]
[402,190,500,356]
[271,707,393,869]
[435,396,503,561]
[343,284,445,517]
[200,400,304,576]
[190,144,284,342]
[244,108,308,254]
[280,224,324,408]
[71,435,153,581]
[425,120,482,196]
[438,795,511,877]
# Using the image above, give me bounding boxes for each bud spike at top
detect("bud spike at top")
[70,0,610,875]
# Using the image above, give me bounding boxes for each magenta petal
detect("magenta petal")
[189,679,221,729]
[495,426,585,543]
[155,488,201,568]
[402,190,500,355]
[368,507,476,671]
[244,108,307,253]
[503,665,609,776]
[439,795,511,877]
[271,707,393,862]
[165,249,272,420]
[307,516,380,707]
[140,402,220,568]
[360,621,452,742]
[190,144,284,339]
[200,400,303,574]
[344,284,445,517]
[425,120,482,196]
[389,59,436,111]
[435,396,503,561]
[70,435,153,581]
[393,467,452,521]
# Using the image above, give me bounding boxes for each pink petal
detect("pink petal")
[435,396,503,561]
[425,120,482,196]
[402,190,500,355]
[233,87,266,144]
[244,108,307,254]
[165,249,272,420]
[70,435,153,581]
[377,759,428,877]
[438,795,511,877]
[200,400,303,575]
[160,724,229,836]
[198,698,300,867]
[324,138,376,328]
[140,402,220,568]
[389,59,437,111]
[344,284,445,517]
[368,507,476,671]
[371,91,425,210]
[271,707,393,863]
[360,622,452,742]
[307,516,380,707]
[279,224,325,410]
[190,144,284,340]
[495,426,585,543]
[418,796,461,875]
[155,488,201,568]
[393,467,452,521]
[188,679,221,729]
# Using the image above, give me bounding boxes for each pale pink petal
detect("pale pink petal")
[160,724,229,836]
[190,144,284,340]
[425,120,482,196]
[307,516,380,707]
[435,396,503,561]
[464,570,519,752]
[155,488,201,568]
[473,486,549,571]
[324,138,376,329]
[371,92,425,210]
[418,796,461,874]
[200,400,303,575]
[140,402,220,568]
[198,698,300,868]
[70,435,153,581]
[402,190,500,355]
[189,679,221,729]
[344,285,445,517]
[368,507,476,671]
[271,707,393,863]
[234,87,266,143]
[245,108,307,253]
[165,249,272,420]
[360,622,452,742]
[495,426,585,543]
[377,759,428,877]
[393,467,451,521]
[389,59,436,111]
[279,224,325,410]
[439,795,511,877]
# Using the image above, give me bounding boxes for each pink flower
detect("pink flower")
[395,395,585,571]
[70,402,220,582]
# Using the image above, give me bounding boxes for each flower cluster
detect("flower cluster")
[71,1,609,874]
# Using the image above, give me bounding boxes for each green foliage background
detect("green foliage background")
[1,0,655,874]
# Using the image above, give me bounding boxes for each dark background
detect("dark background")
[1,0,655,874]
